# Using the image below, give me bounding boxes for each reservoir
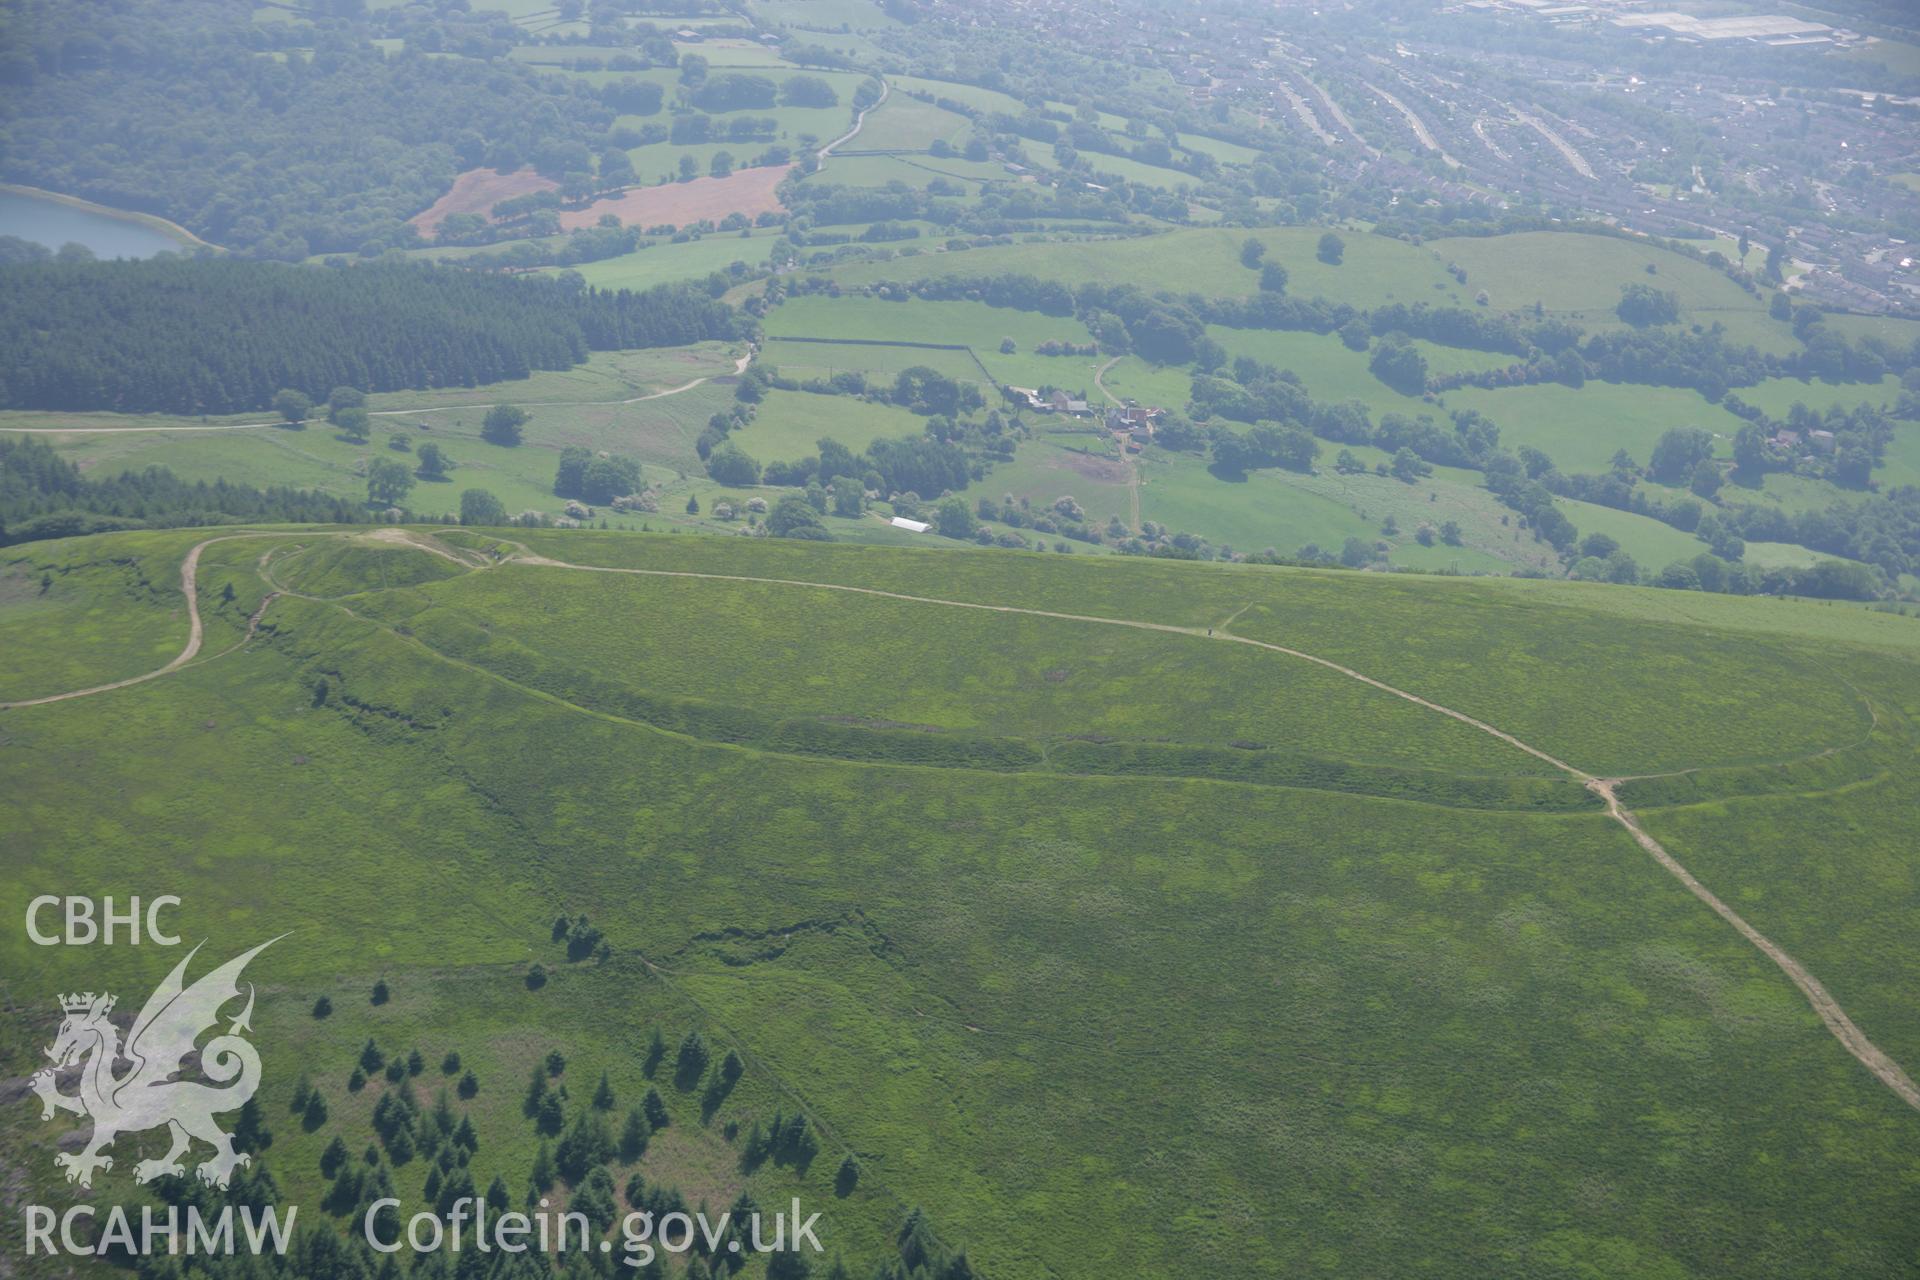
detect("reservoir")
[0,189,192,258]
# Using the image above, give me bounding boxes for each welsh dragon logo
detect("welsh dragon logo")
[30,939,277,1190]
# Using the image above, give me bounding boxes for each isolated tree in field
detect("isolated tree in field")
[482,404,527,446]
[360,1039,384,1073]
[327,387,366,420]
[685,494,700,515]
[458,1069,479,1099]
[592,1070,615,1110]
[1259,262,1288,294]
[371,980,389,1005]
[1617,283,1681,327]
[416,441,449,479]
[935,496,977,539]
[643,1086,669,1129]
[768,493,828,538]
[678,155,698,181]
[710,151,733,178]
[835,1154,860,1196]
[460,489,506,526]
[389,433,411,453]
[706,442,762,486]
[366,456,414,506]
[273,388,312,425]
[644,1029,668,1077]
[333,406,370,443]
[312,995,332,1018]
[1316,232,1345,265]
[1239,237,1265,269]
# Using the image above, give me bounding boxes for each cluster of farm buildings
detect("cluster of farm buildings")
[1006,385,1166,451]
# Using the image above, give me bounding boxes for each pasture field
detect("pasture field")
[747,0,902,29]
[841,94,972,152]
[565,234,778,291]
[19,349,744,521]
[1822,310,1920,348]
[765,294,1097,356]
[1208,326,1428,411]
[1210,325,1753,478]
[1557,495,1706,566]
[759,338,983,384]
[5,528,1918,1279]
[1079,151,1205,190]
[732,387,930,459]
[1425,231,1769,325]
[1442,381,1749,474]
[1093,356,1192,409]
[1731,372,1900,418]
[816,153,1005,188]
[827,226,1471,307]
[886,75,1028,117]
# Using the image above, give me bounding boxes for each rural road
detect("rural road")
[815,76,890,172]
[13,528,1919,1116]
[0,351,754,435]
[1092,357,1143,529]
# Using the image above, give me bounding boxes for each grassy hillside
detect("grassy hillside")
[5,527,1918,1278]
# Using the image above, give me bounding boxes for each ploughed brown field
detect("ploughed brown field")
[408,166,559,236]
[559,165,792,231]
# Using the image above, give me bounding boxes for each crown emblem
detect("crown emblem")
[60,992,114,1015]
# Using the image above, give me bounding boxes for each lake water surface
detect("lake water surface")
[0,190,188,258]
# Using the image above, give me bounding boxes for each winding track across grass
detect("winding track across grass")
[504,546,1920,1113]
[11,530,1919,1114]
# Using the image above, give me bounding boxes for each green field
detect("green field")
[1426,232,1771,324]
[842,94,972,152]
[15,347,746,521]
[827,226,1470,307]
[5,527,1918,1278]
[566,234,779,291]
[732,387,930,459]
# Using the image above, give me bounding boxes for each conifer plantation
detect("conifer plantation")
[0,259,747,414]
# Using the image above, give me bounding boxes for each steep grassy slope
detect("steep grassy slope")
[3,528,1918,1279]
